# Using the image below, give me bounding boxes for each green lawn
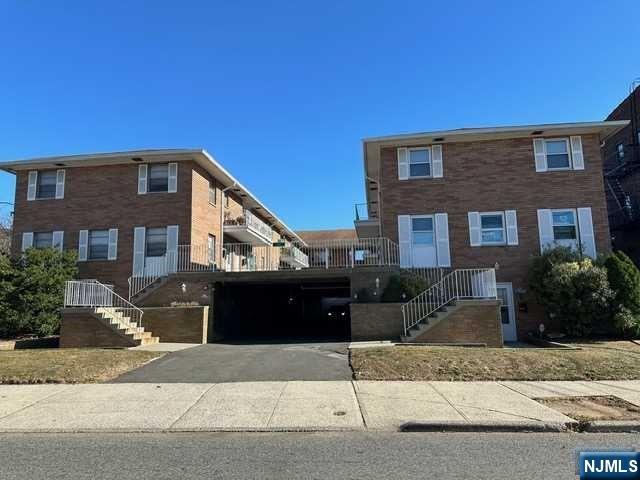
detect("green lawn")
[0,348,163,384]
[350,342,640,381]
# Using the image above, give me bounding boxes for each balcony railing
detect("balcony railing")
[223,209,273,243]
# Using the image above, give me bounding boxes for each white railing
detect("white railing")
[65,279,144,328]
[401,268,497,336]
[223,237,399,272]
[280,244,309,268]
[224,209,273,242]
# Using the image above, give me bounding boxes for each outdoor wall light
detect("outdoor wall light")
[180,283,187,293]
[494,261,500,270]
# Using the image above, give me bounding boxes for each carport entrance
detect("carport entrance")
[213,279,351,342]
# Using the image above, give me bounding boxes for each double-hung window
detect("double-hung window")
[208,234,216,265]
[88,230,109,260]
[209,183,217,205]
[544,139,571,170]
[480,212,506,245]
[617,143,625,162]
[148,164,169,192]
[33,232,54,249]
[552,209,578,244]
[408,148,431,178]
[36,171,57,199]
[146,227,167,257]
[411,217,434,245]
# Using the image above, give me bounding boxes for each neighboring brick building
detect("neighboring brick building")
[602,84,640,264]
[2,149,303,296]
[356,121,628,339]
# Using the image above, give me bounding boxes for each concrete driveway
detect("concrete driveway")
[112,342,352,383]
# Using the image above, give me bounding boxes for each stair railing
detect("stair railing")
[65,279,144,328]
[401,268,497,336]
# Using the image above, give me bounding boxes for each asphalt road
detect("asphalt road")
[0,432,637,479]
[112,342,352,382]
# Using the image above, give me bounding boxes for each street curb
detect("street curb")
[581,420,640,433]
[399,420,573,433]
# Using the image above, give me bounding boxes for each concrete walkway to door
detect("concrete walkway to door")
[112,342,352,383]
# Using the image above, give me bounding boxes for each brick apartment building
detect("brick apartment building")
[602,83,640,264]
[3,149,303,296]
[355,121,627,340]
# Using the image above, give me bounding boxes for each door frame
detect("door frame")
[496,282,517,342]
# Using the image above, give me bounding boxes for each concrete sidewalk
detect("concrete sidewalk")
[0,380,638,432]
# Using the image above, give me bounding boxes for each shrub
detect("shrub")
[381,272,428,303]
[603,251,640,337]
[528,246,581,305]
[0,248,77,338]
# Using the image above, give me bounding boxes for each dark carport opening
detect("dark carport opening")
[213,279,351,342]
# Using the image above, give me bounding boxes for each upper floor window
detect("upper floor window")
[533,136,584,172]
[209,183,217,205]
[479,212,505,245]
[27,169,65,201]
[21,230,64,252]
[552,210,577,242]
[409,148,431,178]
[544,139,570,170]
[146,227,167,257]
[138,163,177,194]
[397,145,443,180]
[617,143,625,161]
[88,229,109,260]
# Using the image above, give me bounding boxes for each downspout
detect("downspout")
[219,184,236,269]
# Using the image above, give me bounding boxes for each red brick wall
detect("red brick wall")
[378,134,611,337]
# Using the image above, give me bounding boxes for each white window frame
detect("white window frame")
[408,147,432,179]
[410,214,435,246]
[551,208,579,243]
[479,211,506,246]
[33,231,54,249]
[544,138,572,171]
[617,143,625,161]
[147,164,170,193]
[209,182,217,206]
[87,229,110,261]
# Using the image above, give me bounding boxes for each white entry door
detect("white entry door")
[497,283,517,342]
[411,216,437,267]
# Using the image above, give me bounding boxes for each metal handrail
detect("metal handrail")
[65,279,144,328]
[401,268,497,336]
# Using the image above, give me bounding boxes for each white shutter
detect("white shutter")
[577,207,596,258]
[78,230,88,261]
[27,171,37,201]
[55,169,65,199]
[505,210,519,246]
[397,148,409,180]
[468,212,481,247]
[570,136,585,170]
[533,139,547,172]
[21,232,33,252]
[431,144,443,178]
[132,227,146,276]
[537,209,554,253]
[107,228,118,260]
[397,215,412,267]
[166,225,179,272]
[138,165,148,194]
[434,213,451,267]
[52,231,64,252]
[168,163,178,193]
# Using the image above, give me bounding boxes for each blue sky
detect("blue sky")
[0,1,638,230]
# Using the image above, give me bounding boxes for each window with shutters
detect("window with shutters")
[88,230,109,260]
[33,232,54,249]
[408,148,431,178]
[552,210,578,241]
[146,227,167,257]
[36,171,57,199]
[148,164,169,192]
[479,212,506,245]
[544,139,571,170]
[411,217,434,245]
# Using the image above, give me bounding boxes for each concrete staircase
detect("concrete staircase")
[400,302,459,343]
[93,307,159,346]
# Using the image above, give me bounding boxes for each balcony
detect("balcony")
[223,209,273,245]
[354,202,380,238]
[280,244,309,268]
